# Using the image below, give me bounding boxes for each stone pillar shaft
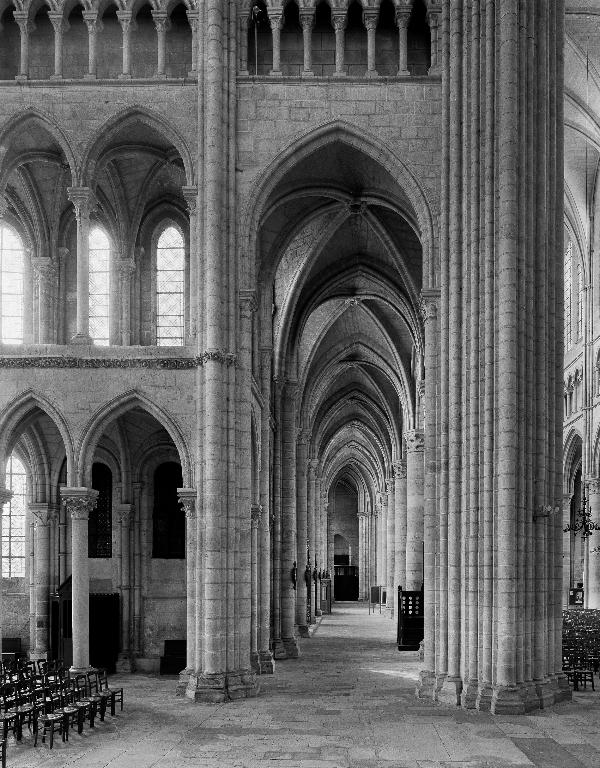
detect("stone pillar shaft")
[153,11,168,77]
[280,383,299,655]
[117,13,133,78]
[83,13,100,78]
[300,13,314,77]
[396,11,410,76]
[386,479,395,609]
[295,437,308,634]
[48,14,65,78]
[364,13,378,77]
[586,481,600,608]
[332,14,346,76]
[62,488,98,672]
[67,187,94,343]
[405,431,424,591]
[270,13,282,75]
[31,505,55,656]
[393,461,407,616]
[14,15,31,79]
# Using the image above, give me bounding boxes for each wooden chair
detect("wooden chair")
[73,675,98,728]
[33,689,65,749]
[98,669,123,715]
[85,672,107,721]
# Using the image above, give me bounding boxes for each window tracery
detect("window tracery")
[0,225,24,345]
[3,454,26,577]
[155,225,185,346]
[89,227,111,346]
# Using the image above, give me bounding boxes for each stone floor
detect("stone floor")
[7,602,600,768]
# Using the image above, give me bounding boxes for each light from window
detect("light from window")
[3,454,26,577]
[0,226,24,344]
[565,240,572,350]
[156,226,184,346]
[89,228,110,345]
[577,261,583,339]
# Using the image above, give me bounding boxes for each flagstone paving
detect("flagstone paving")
[7,602,600,768]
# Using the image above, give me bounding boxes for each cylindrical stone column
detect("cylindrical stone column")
[118,259,135,346]
[48,13,66,79]
[132,481,143,659]
[182,186,198,342]
[332,13,346,77]
[364,11,378,78]
[562,492,572,606]
[299,12,314,77]
[67,187,94,344]
[117,12,133,79]
[295,433,309,635]
[0,489,12,652]
[62,488,98,673]
[152,11,168,78]
[238,11,249,75]
[176,489,196,691]
[30,504,56,659]
[280,383,299,656]
[396,10,410,76]
[31,258,56,344]
[427,10,441,75]
[83,12,101,79]
[186,10,198,76]
[13,13,31,80]
[386,478,395,610]
[393,460,407,615]
[115,504,133,672]
[270,12,283,75]
[250,504,261,671]
[405,430,424,590]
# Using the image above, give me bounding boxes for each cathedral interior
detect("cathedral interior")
[0,1,600,750]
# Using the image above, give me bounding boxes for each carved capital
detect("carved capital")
[82,11,102,34]
[30,503,58,527]
[200,349,237,366]
[48,13,69,35]
[151,10,170,33]
[587,478,600,498]
[363,11,378,32]
[299,11,314,30]
[404,429,424,452]
[332,13,346,33]
[178,487,197,519]
[13,12,35,35]
[251,503,262,528]
[61,487,98,520]
[118,258,136,277]
[239,290,258,316]
[116,503,133,526]
[182,185,198,214]
[386,478,394,495]
[67,186,95,219]
[395,9,411,29]
[32,257,57,285]
[393,460,407,480]
[116,11,135,33]
[269,11,283,30]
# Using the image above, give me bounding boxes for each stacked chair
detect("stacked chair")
[563,609,600,691]
[0,657,124,755]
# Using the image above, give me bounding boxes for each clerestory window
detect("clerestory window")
[0,226,24,344]
[3,454,26,577]
[156,225,185,346]
[89,227,111,345]
[564,240,572,350]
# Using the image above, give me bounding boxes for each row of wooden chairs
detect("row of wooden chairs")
[563,609,600,691]
[0,668,123,751]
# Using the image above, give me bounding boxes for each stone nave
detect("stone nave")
[0,0,598,727]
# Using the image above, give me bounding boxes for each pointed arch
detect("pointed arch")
[0,108,78,185]
[77,389,192,486]
[564,428,583,494]
[79,107,195,187]
[240,119,436,290]
[0,390,75,483]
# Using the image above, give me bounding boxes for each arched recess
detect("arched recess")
[0,390,74,484]
[241,119,435,290]
[77,390,192,486]
[79,106,194,187]
[0,5,20,79]
[564,428,583,495]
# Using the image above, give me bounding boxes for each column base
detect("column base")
[250,651,261,674]
[70,332,93,344]
[116,653,134,673]
[259,650,275,674]
[176,667,193,696]
[272,638,288,660]
[490,684,526,715]
[296,623,310,638]
[70,665,95,676]
[155,73,167,79]
[315,608,322,616]
[50,74,63,81]
[534,678,555,710]
[185,670,259,702]
[428,66,441,77]
[475,682,493,711]
[269,69,282,77]
[436,675,462,706]
[84,73,97,80]
[282,636,300,658]
[397,69,410,77]
[415,669,436,699]
[333,71,346,78]
[460,678,479,709]
[15,75,29,82]
[302,70,315,78]
[365,69,379,79]
[554,672,573,702]
[118,73,132,80]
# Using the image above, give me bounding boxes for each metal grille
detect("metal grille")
[89,463,112,558]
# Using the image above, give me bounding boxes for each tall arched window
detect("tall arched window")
[89,463,112,558]
[89,228,110,345]
[156,225,185,346]
[564,239,572,350]
[3,454,26,577]
[0,225,24,344]
[152,462,184,558]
